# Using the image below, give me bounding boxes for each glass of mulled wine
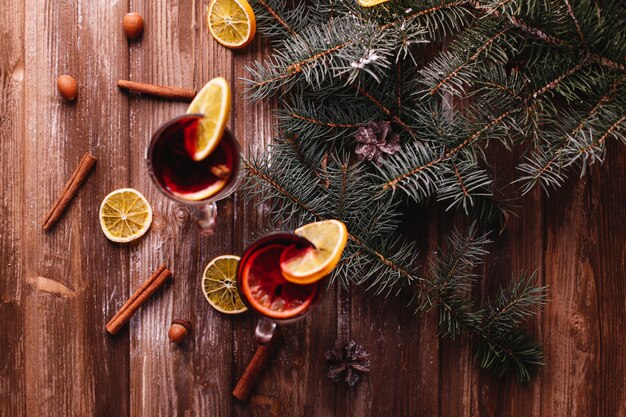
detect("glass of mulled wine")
[237,232,327,343]
[146,114,240,235]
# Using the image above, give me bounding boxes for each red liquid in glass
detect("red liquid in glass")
[149,115,238,201]
[237,233,322,321]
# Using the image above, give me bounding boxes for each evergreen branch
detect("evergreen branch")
[351,82,417,138]
[243,159,322,218]
[473,273,548,382]
[481,272,548,332]
[577,113,626,154]
[255,0,298,37]
[469,1,626,73]
[452,160,470,198]
[528,60,587,99]
[380,0,472,31]
[382,107,516,192]
[285,42,351,74]
[246,1,477,99]
[562,0,586,46]
[517,78,624,194]
[428,26,513,96]
[396,61,402,117]
[437,159,493,212]
[282,136,324,177]
[250,0,330,40]
[288,112,364,129]
[382,59,589,198]
[475,330,544,383]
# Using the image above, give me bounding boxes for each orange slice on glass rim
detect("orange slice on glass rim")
[280,220,349,285]
[357,0,391,7]
[185,77,231,161]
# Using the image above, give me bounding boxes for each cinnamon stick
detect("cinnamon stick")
[106,265,172,335]
[117,80,196,101]
[41,152,97,231]
[233,333,282,401]
[210,164,231,179]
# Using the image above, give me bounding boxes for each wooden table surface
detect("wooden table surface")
[1,1,625,416]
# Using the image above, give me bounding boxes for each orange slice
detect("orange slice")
[186,77,231,161]
[358,0,391,6]
[280,220,348,284]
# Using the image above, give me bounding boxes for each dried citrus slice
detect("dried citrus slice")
[241,244,318,319]
[186,77,231,161]
[357,0,391,6]
[202,255,247,314]
[207,0,256,49]
[280,220,349,284]
[99,188,152,243]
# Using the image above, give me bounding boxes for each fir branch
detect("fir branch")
[255,0,298,37]
[380,107,517,194]
[475,330,544,383]
[469,1,626,73]
[562,0,586,46]
[427,25,513,96]
[380,58,591,201]
[288,112,364,129]
[243,158,322,219]
[480,272,548,333]
[517,78,624,194]
[576,113,626,155]
[380,0,472,31]
[351,82,417,138]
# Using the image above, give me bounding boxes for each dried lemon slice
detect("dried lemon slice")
[207,0,256,49]
[202,255,248,314]
[99,188,152,243]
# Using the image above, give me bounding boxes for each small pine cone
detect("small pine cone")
[354,121,401,166]
[326,340,371,387]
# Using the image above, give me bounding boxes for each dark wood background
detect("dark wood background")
[1,1,625,416]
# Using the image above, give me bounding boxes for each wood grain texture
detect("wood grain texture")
[1,0,625,416]
[0,0,25,414]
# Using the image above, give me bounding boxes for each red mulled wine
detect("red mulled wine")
[147,114,239,202]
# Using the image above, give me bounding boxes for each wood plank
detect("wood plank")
[230,30,280,417]
[469,146,545,417]
[540,170,601,416]
[0,0,25,414]
[20,0,131,415]
[338,205,441,417]
[590,143,626,417]
[538,143,625,417]
[229,26,339,416]
[126,0,235,414]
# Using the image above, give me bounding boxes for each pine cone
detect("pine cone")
[354,121,401,166]
[326,340,371,387]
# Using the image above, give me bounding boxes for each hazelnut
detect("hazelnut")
[123,13,144,39]
[168,319,191,343]
[57,75,77,101]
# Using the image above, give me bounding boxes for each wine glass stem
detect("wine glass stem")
[254,318,276,344]
[196,202,217,236]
